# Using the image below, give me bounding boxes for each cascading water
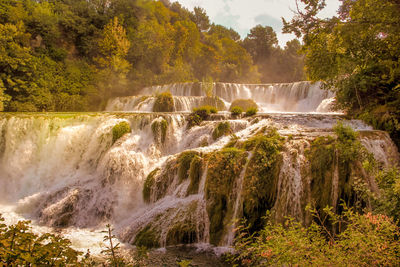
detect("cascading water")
[106,81,336,113]
[0,81,398,255]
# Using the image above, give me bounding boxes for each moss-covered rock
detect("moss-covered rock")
[205,147,248,245]
[229,99,258,111]
[212,122,231,140]
[166,221,197,246]
[186,155,203,195]
[143,168,160,203]
[242,130,284,232]
[112,121,131,144]
[134,225,160,248]
[200,96,226,111]
[153,91,174,112]
[151,119,168,144]
[177,151,200,182]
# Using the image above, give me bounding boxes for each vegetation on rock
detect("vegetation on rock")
[153,91,174,112]
[205,147,248,245]
[212,122,231,140]
[112,121,131,144]
[229,99,258,112]
[230,106,243,116]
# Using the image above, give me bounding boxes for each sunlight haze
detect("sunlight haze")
[176,0,341,46]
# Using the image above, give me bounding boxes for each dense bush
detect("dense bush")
[229,206,400,266]
[230,106,243,116]
[187,105,217,128]
[245,107,258,116]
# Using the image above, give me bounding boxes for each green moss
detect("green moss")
[187,105,216,128]
[230,106,243,116]
[307,136,336,211]
[112,121,131,144]
[186,155,203,195]
[242,131,284,232]
[151,119,168,144]
[212,122,231,140]
[245,107,258,116]
[205,147,248,245]
[134,225,160,248]
[224,135,240,149]
[199,137,209,147]
[153,91,174,112]
[229,99,258,111]
[166,221,197,246]
[143,168,160,203]
[177,151,200,182]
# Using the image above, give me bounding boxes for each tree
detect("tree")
[95,16,131,106]
[283,0,400,146]
[243,25,278,64]
[190,7,210,32]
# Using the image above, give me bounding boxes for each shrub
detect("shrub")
[0,215,82,265]
[229,99,258,111]
[153,91,174,112]
[112,121,131,144]
[230,106,243,116]
[212,122,231,140]
[245,107,258,116]
[187,105,217,128]
[228,206,400,266]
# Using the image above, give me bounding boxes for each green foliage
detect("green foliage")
[205,147,248,245]
[284,0,400,148]
[187,105,217,128]
[243,25,305,83]
[0,214,82,265]
[245,107,258,116]
[230,106,243,116]
[101,224,126,266]
[373,167,400,223]
[177,151,200,182]
[229,206,400,266]
[112,121,131,144]
[229,99,258,112]
[212,122,231,140]
[143,168,160,203]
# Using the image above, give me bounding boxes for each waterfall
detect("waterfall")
[1,81,398,254]
[106,81,336,113]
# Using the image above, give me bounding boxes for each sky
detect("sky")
[176,0,341,47]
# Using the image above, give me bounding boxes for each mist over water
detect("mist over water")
[0,81,398,254]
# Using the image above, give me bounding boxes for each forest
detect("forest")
[0,0,304,112]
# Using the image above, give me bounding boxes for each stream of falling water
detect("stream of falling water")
[0,82,398,259]
[226,152,253,246]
